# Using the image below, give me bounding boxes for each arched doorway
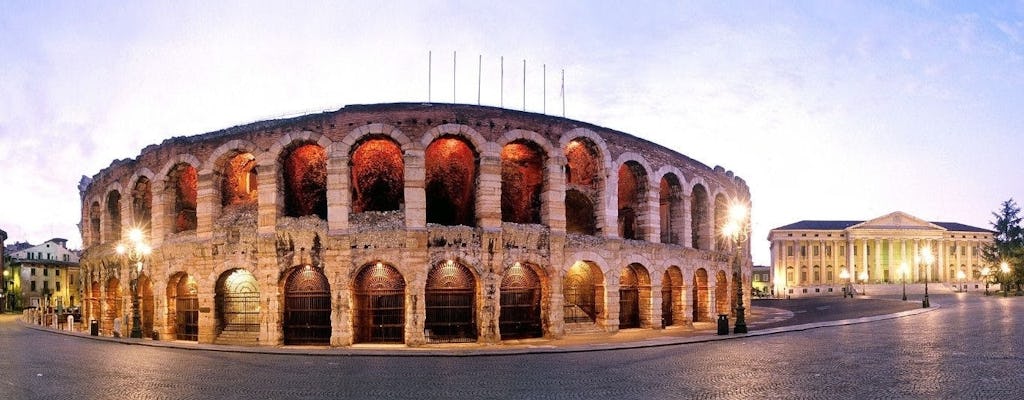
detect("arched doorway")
[662,267,683,327]
[88,281,101,323]
[215,269,260,334]
[104,278,122,336]
[425,260,477,343]
[619,264,649,329]
[353,262,406,344]
[137,273,155,338]
[692,268,709,322]
[563,261,604,324]
[564,138,602,235]
[499,262,543,340]
[168,273,198,341]
[716,270,730,316]
[282,265,331,345]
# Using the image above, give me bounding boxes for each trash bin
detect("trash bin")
[90,319,99,336]
[717,314,729,335]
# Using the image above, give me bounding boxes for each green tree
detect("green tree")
[982,198,1024,293]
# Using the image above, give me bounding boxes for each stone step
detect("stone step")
[214,330,259,346]
[563,322,606,335]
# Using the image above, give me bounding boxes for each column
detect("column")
[874,238,882,283]
[912,239,920,282]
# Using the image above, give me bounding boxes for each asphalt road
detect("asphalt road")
[1,293,1019,399]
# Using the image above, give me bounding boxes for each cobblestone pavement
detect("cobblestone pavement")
[2,293,1019,399]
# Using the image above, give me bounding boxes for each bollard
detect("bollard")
[67,315,74,332]
[717,314,730,335]
[90,319,99,336]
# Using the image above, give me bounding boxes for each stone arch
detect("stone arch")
[662,266,684,327]
[349,136,405,213]
[500,139,547,224]
[352,261,407,344]
[420,123,490,154]
[714,193,729,252]
[691,183,711,250]
[280,141,328,220]
[280,265,331,345]
[715,270,730,316]
[88,200,102,246]
[614,154,653,241]
[159,158,200,234]
[813,265,822,283]
[498,261,545,340]
[104,185,124,242]
[128,170,155,236]
[103,277,122,336]
[336,123,414,156]
[563,259,607,325]
[619,263,651,329]
[424,259,479,343]
[206,140,260,212]
[561,131,609,236]
[214,268,260,335]
[658,170,685,245]
[166,272,199,341]
[136,272,155,338]
[692,268,710,322]
[424,135,479,226]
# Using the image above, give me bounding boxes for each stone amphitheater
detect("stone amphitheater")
[77,102,751,346]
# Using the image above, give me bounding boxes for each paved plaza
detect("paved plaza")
[1,293,1019,399]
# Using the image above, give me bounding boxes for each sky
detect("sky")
[2,1,1023,266]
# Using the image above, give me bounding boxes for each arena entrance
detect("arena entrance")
[282,265,331,345]
[693,268,710,322]
[619,263,649,329]
[215,269,260,334]
[169,273,199,341]
[563,261,604,324]
[353,262,406,344]
[103,278,121,335]
[137,274,155,338]
[499,262,543,340]
[662,267,684,327]
[425,260,477,343]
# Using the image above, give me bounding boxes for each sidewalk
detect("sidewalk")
[20,300,937,357]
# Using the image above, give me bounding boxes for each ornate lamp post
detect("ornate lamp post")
[956,270,966,293]
[920,246,932,308]
[116,228,151,339]
[981,267,991,296]
[858,270,868,296]
[1000,262,1011,297]
[839,268,851,298]
[722,204,749,334]
[899,262,908,301]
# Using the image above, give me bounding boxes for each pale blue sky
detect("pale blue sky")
[2,1,1023,265]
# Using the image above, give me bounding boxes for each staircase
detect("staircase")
[214,327,259,346]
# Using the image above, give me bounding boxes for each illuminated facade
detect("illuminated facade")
[78,103,751,346]
[4,238,81,309]
[769,211,993,297]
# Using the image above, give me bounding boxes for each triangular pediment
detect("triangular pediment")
[849,211,945,231]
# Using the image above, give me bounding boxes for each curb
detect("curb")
[21,303,939,357]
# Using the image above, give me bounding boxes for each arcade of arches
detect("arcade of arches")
[78,103,751,347]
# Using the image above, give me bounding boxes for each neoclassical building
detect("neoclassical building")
[769,211,993,296]
[78,102,751,347]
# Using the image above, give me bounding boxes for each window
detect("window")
[800,246,807,257]
[26,252,33,260]
[43,268,48,276]
[55,269,60,276]
[786,246,793,257]
[950,245,956,255]
[866,246,871,256]
[43,281,49,291]
[30,268,35,276]
[56,282,61,291]
[827,271,833,282]
[825,245,832,257]
[37,252,42,259]
[800,271,807,282]
[840,246,845,256]
[961,247,966,256]
[813,246,820,256]
[31,281,36,291]
[813,270,820,282]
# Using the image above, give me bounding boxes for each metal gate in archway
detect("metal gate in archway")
[174,274,198,341]
[216,269,260,333]
[499,263,542,340]
[619,266,640,329]
[354,263,406,344]
[564,264,598,323]
[661,285,674,327]
[283,266,331,345]
[425,260,477,343]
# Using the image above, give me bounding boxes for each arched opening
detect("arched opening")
[425,260,477,342]
[714,194,728,252]
[564,138,602,235]
[813,265,821,283]
[132,177,152,236]
[499,262,543,340]
[167,272,198,341]
[662,266,683,327]
[221,152,258,208]
[106,191,122,241]
[351,138,404,213]
[215,269,260,334]
[692,268,709,322]
[103,278,122,336]
[501,141,545,224]
[88,280,100,322]
[282,265,331,345]
[617,162,648,240]
[353,262,406,344]
[137,273,154,339]
[716,270,730,316]
[89,202,101,245]
[691,184,709,249]
[425,136,477,226]
[563,261,605,324]
[167,163,198,233]
[659,174,683,245]
[282,143,327,219]
[619,263,650,329]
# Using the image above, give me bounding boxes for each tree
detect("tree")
[982,199,1024,293]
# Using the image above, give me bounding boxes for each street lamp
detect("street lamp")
[1000,262,1011,297]
[981,267,991,296]
[721,203,749,334]
[116,228,151,339]
[956,269,966,293]
[839,268,851,298]
[920,246,933,308]
[859,270,868,296]
[899,262,908,301]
